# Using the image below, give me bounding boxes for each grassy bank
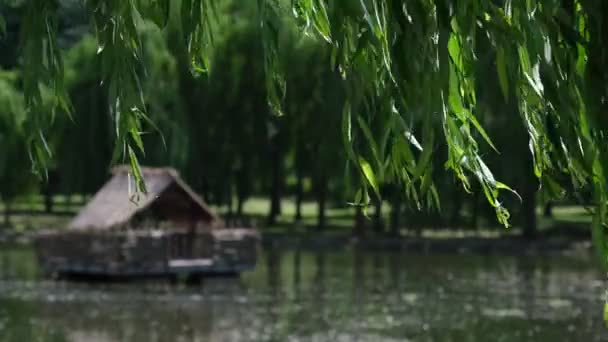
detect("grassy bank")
[0,195,593,241]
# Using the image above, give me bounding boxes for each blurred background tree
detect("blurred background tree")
[0,70,35,227]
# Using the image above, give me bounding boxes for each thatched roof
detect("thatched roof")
[69,166,222,230]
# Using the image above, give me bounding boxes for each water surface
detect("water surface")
[0,245,605,341]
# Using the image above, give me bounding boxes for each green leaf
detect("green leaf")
[496,181,522,202]
[359,0,377,36]
[469,114,498,152]
[420,169,433,195]
[524,62,544,97]
[390,138,412,175]
[129,127,145,154]
[359,156,379,196]
[341,101,357,162]
[475,156,496,186]
[38,130,52,157]
[137,108,166,149]
[429,185,440,211]
[181,0,194,42]
[543,36,552,65]
[413,111,435,181]
[139,0,170,28]
[311,0,332,43]
[517,45,531,73]
[156,0,171,28]
[496,47,509,101]
[575,43,586,77]
[356,115,382,171]
[448,35,463,71]
[448,64,465,116]
[128,145,147,194]
[392,108,422,151]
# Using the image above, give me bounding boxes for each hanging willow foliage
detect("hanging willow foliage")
[2,0,608,263]
[291,0,608,266]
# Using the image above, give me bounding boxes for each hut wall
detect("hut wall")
[35,228,258,276]
[36,231,170,275]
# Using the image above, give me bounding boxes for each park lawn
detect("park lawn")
[211,196,357,233]
[0,195,596,239]
[537,205,592,239]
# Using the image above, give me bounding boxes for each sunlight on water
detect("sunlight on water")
[0,245,605,341]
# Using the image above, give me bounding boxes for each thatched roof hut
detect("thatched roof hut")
[69,166,222,230]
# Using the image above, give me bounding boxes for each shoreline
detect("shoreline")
[262,233,593,256]
[1,230,594,257]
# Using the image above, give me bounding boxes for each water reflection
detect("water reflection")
[0,245,605,341]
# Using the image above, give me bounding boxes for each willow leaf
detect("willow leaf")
[128,145,147,194]
[357,115,382,171]
[359,156,379,196]
[496,47,509,101]
[311,0,332,42]
[341,101,357,162]
[495,181,522,202]
[468,114,498,153]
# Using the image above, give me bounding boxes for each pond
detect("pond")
[0,245,605,341]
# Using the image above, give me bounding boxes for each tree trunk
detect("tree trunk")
[522,155,538,239]
[43,189,53,214]
[226,182,234,227]
[42,170,59,214]
[235,165,250,222]
[390,194,401,236]
[267,143,283,226]
[294,166,304,223]
[543,201,553,218]
[236,195,245,218]
[316,175,327,231]
[373,198,384,234]
[353,206,366,237]
[522,187,537,239]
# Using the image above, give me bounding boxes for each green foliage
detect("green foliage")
[18,0,71,178]
[0,70,36,204]
[291,0,608,265]
[3,0,608,267]
[54,35,114,195]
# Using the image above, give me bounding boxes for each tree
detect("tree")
[3,0,608,267]
[0,71,36,226]
[54,35,113,196]
[283,36,345,230]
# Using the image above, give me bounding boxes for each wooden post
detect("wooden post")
[188,202,197,258]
